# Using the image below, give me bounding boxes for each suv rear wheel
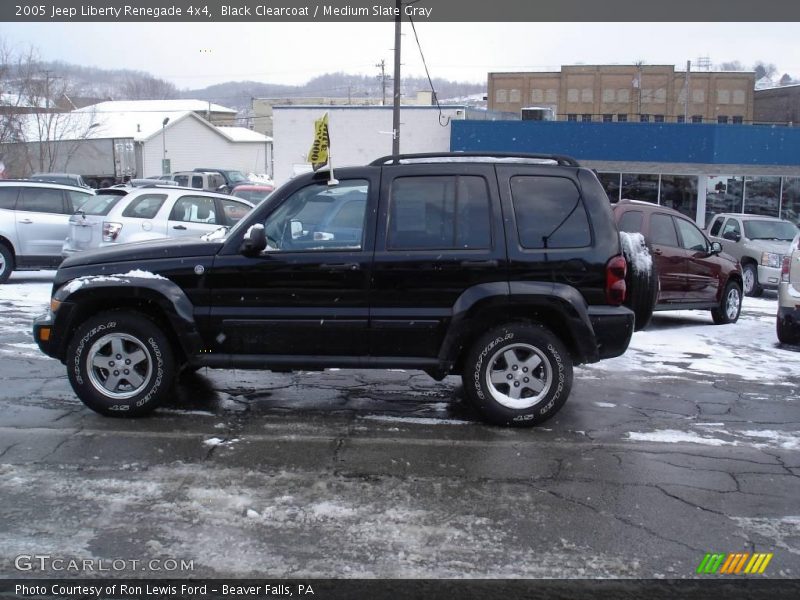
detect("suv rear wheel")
[66,310,175,417]
[462,323,573,427]
[0,244,14,284]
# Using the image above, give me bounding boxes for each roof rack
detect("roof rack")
[369,152,581,167]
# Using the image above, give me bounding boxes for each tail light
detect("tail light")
[102,222,122,242]
[605,254,627,305]
[782,255,791,282]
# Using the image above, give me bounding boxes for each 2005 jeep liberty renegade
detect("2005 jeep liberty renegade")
[34,153,635,427]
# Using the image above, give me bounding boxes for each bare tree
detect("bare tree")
[780,73,794,86]
[718,61,744,71]
[121,74,178,100]
[753,61,778,81]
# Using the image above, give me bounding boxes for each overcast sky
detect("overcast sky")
[1,22,798,89]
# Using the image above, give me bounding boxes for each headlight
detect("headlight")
[761,252,781,268]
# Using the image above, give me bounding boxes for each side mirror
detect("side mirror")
[722,230,741,242]
[711,241,723,254]
[240,223,267,255]
[290,220,304,240]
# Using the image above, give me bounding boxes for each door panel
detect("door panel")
[647,212,686,302]
[15,188,70,258]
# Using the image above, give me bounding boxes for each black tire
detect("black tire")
[711,281,743,324]
[0,244,14,284]
[777,315,800,344]
[462,323,573,427]
[66,310,175,417]
[742,263,763,297]
[622,239,658,331]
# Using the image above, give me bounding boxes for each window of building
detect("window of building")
[531,89,544,103]
[781,177,800,226]
[602,89,615,103]
[597,172,621,202]
[387,176,491,251]
[717,89,731,104]
[640,114,650,122]
[495,89,508,104]
[509,89,521,103]
[509,176,591,249]
[581,114,592,122]
[660,175,698,220]
[602,114,613,122]
[691,115,703,123]
[617,89,630,103]
[732,115,743,124]
[617,113,628,122]
[692,89,705,103]
[567,88,579,102]
[545,89,558,103]
[622,174,659,203]
[743,176,781,218]
[732,90,746,105]
[717,115,729,124]
[567,113,578,121]
[677,115,686,123]
[654,114,665,123]
[705,175,744,225]
[581,88,593,103]
[641,89,653,104]
[655,88,667,103]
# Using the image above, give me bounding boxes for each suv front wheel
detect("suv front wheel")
[66,310,175,417]
[711,281,743,325]
[462,323,573,427]
[0,244,14,284]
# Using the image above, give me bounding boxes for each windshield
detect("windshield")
[74,193,124,216]
[227,171,249,183]
[743,219,798,241]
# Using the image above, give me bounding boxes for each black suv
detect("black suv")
[34,153,634,427]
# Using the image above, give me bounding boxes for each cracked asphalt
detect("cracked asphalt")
[1,272,800,581]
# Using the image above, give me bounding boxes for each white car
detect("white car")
[62,185,253,256]
[777,233,800,344]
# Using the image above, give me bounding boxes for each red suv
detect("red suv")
[613,200,743,329]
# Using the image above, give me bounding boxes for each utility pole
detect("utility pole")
[376,59,390,106]
[391,0,401,155]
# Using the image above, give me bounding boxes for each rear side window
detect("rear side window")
[722,218,741,238]
[77,194,123,216]
[174,175,189,187]
[0,187,18,209]
[650,213,679,246]
[122,194,167,219]
[708,216,724,236]
[510,176,591,249]
[18,188,65,214]
[169,196,217,224]
[617,210,644,233]
[387,175,491,250]
[191,176,203,189]
[219,198,251,225]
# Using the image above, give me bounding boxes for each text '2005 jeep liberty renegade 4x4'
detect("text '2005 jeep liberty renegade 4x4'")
[34,153,634,427]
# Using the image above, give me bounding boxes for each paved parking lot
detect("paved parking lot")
[1,272,799,579]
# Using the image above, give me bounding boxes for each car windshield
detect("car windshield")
[227,171,249,183]
[743,219,798,241]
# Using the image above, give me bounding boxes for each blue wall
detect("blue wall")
[450,121,800,166]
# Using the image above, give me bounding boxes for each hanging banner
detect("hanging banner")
[307,113,330,171]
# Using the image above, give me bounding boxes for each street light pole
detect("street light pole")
[391,0,401,155]
[161,117,170,175]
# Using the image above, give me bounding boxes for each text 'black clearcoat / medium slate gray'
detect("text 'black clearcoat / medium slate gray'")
[33,153,635,426]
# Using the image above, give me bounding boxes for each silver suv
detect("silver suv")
[0,180,94,283]
[61,185,253,256]
[777,234,800,343]
[706,213,798,296]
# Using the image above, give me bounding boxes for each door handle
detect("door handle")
[19,219,33,224]
[460,259,499,268]
[320,263,360,271]
[172,225,187,230]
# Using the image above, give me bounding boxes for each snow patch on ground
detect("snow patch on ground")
[629,424,800,451]
[593,402,617,408]
[360,415,472,426]
[627,429,734,446]
[731,516,800,556]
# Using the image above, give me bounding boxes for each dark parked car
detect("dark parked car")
[30,173,91,189]
[613,199,743,328]
[34,153,635,427]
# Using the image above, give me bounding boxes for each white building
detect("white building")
[272,105,466,185]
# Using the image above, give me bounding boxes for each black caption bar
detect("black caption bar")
[0,0,797,22]
[2,579,800,600]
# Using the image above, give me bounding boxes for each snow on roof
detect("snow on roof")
[80,99,237,114]
[216,126,271,142]
[0,93,47,109]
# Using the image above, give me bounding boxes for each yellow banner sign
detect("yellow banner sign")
[307,113,329,171]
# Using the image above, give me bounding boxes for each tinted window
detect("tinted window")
[169,196,217,224]
[219,198,251,225]
[388,176,491,250]
[18,188,65,214]
[650,213,678,246]
[675,218,708,252]
[122,194,167,219]
[327,199,366,229]
[0,187,18,210]
[174,175,189,187]
[77,194,123,216]
[191,176,203,189]
[709,216,724,237]
[510,176,590,249]
[617,210,643,233]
